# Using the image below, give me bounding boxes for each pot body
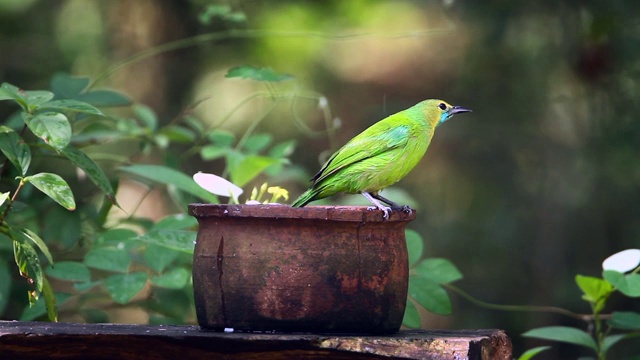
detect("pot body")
[189,204,414,334]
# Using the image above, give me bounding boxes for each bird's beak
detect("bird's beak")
[448,106,472,115]
[439,105,472,126]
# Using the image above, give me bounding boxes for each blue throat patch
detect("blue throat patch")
[439,112,450,125]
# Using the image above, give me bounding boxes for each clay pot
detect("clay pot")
[188,204,415,334]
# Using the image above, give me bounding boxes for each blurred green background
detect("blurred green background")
[1,0,639,358]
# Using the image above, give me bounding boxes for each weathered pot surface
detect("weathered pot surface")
[189,204,415,334]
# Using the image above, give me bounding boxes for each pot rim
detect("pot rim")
[188,204,415,222]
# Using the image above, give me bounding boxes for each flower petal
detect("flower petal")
[602,249,640,273]
[193,172,243,198]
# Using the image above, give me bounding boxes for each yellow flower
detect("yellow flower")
[267,186,289,203]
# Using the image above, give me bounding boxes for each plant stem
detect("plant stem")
[444,283,600,322]
[0,179,25,225]
[221,98,280,179]
[593,306,605,360]
[89,28,455,89]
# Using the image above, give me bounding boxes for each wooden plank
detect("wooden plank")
[0,321,511,360]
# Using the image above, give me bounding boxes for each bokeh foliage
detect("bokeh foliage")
[1,0,640,358]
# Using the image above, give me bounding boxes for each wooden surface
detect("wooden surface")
[0,321,511,359]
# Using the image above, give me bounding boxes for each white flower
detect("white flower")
[318,96,328,109]
[193,172,243,199]
[602,249,640,273]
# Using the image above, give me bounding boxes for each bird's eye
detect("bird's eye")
[438,103,447,111]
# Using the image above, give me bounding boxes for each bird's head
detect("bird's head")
[423,99,472,128]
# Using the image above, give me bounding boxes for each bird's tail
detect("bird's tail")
[291,188,318,207]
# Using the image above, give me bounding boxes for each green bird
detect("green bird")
[291,99,471,219]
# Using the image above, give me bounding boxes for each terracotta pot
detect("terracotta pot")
[188,204,415,334]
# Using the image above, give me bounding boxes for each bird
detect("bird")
[291,99,471,219]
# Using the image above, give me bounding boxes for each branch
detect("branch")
[444,283,609,323]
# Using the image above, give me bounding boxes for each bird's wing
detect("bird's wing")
[311,123,410,184]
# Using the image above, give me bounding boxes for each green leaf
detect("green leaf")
[576,274,613,312]
[0,89,12,101]
[602,334,628,353]
[226,12,246,23]
[198,5,245,24]
[144,244,179,273]
[23,112,71,150]
[134,104,157,131]
[0,232,11,251]
[0,83,27,109]
[60,145,116,203]
[413,258,463,284]
[46,261,90,282]
[42,277,58,322]
[609,311,640,330]
[243,133,272,154]
[576,275,614,301]
[37,99,104,116]
[158,125,196,143]
[104,272,147,304]
[183,116,204,134]
[21,228,54,265]
[73,280,101,292]
[154,134,169,149]
[405,229,423,268]
[0,192,8,207]
[42,206,82,249]
[268,140,296,158]
[0,259,12,314]
[9,227,53,266]
[207,130,235,147]
[25,91,54,109]
[26,172,76,210]
[199,4,230,24]
[225,65,294,82]
[96,228,138,246]
[603,270,640,297]
[13,240,44,293]
[76,90,132,107]
[402,299,421,328]
[119,164,218,203]
[84,247,131,273]
[20,293,71,321]
[137,229,196,254]
[408,276,452,315]
[153,214,198,230]
[522,326,598,351]
[517,346,551,360]
[200,145,229,161]
[151,267,190,289]
[50,73,89,98]
[147,288,192,319]
[0,125,31,176]
[229,155,280,188]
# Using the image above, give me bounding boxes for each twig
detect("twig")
[444,283,609,322]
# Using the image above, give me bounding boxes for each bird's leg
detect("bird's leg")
[361,191,391,220]
[371,193,412,213]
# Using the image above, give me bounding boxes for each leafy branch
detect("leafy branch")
[0,81,117,321]
[402,231,640,360]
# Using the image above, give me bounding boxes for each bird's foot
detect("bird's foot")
[362,192,393,220]
[367,205,392,220]
[390,204,412,213]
